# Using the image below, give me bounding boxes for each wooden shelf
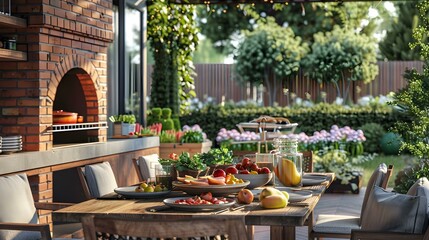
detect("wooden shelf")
[0,14,26,28]
[0,48,27,61]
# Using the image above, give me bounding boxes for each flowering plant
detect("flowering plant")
[216,128,260,151]
[292,125,366,156]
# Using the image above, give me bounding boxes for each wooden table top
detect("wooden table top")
[53,173,334,228]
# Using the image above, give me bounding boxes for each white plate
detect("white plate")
[1,142,22,147]
[173,181,249,196]
[251,187,313,203]
[302,175,328,186]
[114,186,171,199]
[163,197,235,212]
[275,187,313,202]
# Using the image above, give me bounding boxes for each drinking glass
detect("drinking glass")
[155,164,172,190]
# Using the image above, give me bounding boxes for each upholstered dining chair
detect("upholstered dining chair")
[77,161,118,199]
[350,178,429,240]
[308,163,394,240]
[132,154,160,182]
[81,215,249,240]
[0,173,81,240]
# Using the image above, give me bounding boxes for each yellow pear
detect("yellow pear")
[144,185,154,192]
[154,184,163,192]
[260,195,287,209]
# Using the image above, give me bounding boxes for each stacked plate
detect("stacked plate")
[1,135,22,154]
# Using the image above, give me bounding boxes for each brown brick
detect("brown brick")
[2,108,20,116]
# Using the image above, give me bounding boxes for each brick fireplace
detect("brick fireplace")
[0,0,114,151]
[0,0,145,231]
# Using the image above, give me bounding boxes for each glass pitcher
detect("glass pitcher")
[273,136,303,187]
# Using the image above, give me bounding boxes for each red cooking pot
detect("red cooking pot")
[53,110,78,124]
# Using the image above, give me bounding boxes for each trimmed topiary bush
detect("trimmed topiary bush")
[380,132,402,155]
[360,123,385,153]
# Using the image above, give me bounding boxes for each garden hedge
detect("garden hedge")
[179,103,412,144]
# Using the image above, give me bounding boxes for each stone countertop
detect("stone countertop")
[0,136,159,175]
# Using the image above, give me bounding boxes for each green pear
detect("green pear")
[259,187,285,201]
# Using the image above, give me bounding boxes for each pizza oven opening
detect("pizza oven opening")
[52,68,102,145]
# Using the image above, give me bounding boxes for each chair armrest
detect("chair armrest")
[351,229,424,240]
[34,201,74,211]
[0,222,52,240]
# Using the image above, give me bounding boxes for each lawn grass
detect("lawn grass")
[357,154,418,188]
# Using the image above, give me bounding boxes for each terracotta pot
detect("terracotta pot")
[53,110,78,124]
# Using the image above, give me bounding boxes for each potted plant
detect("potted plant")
[173,152,208,178]
[313,149,366,194]
[109,114,137,136]
[159,124,212,159]
[199,148,234,174]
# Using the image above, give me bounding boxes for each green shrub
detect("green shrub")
[394,160,429,193]
[179,103,411,142]
[147,108,162,126]
[162,119,175,130]
[360,123,385,153]
[380,132,402,155]
[162,108,172,119]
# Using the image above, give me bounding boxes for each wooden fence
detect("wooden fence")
[147,61,424,106]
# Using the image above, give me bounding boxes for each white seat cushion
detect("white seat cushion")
[84,162,118,198]
[0,173,41,240]
[313,214,360,234]
[138,154,160,181]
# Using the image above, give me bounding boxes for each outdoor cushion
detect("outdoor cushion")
[407,177,429,196]
[359,163,387,223]
[312,214,360,234]
[84,162,118,198]
[361,185,427,234]
[138,154,160,181]
[0,173,41,240]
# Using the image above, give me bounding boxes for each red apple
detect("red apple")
[213,169,226,178]
[241,158,251,168]
[235,163,243,170]
[237,189,254,204]
[240,169,250,174]
[249,163,259,172]
[225,166,239,175]
[260,167,271,174]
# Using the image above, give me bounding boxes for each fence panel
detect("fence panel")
[147,61,424,106]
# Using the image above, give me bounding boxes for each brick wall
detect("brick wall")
[0,0,113,151]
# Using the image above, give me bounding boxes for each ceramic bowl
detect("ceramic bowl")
[234,173,273,189]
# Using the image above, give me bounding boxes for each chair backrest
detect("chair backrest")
[359,163,392,224]
[302,151,313,173]
[77,162,118,199]
[381,164,394,189]
[0,173,41,240]
[82,215,249,240]
[132,154,160,182]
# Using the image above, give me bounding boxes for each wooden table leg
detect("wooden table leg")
[246,225,254,240]
[270,226,295,240]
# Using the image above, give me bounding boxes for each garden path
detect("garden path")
[253,187,366,240]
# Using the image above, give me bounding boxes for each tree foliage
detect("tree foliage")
[302,26,378,101]
[147,0,199,115]
[390,0,429,159]
[197,3,374,54]
[234,17,308,106]
[379,2,423,60]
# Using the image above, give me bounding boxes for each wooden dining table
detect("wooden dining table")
[53,173,334,240]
